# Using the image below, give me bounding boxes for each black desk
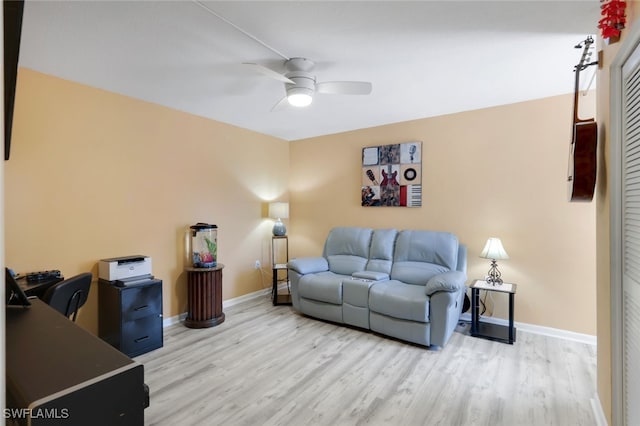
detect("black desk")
[6,299,147,425]
[16,275,63,299]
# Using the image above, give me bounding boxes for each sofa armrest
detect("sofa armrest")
[429,289,465,348]
[352,271,389,281]
[424,271,466,296]
[288,257,329,275]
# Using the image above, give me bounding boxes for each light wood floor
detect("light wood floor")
[137,294,597,426]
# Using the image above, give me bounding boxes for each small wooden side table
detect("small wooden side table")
[184,264,225,328]
[470,279,517,344]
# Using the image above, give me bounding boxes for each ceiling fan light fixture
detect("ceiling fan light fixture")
[285,73,315,107]
[287,88,313,107]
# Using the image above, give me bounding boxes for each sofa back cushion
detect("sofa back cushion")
[391,230,459,284]
[366,228,398,274]
[323,227,373,275]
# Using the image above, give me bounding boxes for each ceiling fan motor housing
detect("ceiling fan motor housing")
[285,57,315,72]
[285,72,315,96]
[285,71,315,106]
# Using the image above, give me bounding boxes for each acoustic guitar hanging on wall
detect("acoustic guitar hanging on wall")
[568,36,598,202]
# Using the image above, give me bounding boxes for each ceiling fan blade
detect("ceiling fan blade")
[316,81,372,95]
[243,62,294,84]
[271,96,290,112]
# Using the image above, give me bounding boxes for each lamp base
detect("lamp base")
[272,219,287,237]
[486,260,503,285]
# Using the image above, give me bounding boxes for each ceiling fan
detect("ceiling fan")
[245,58,373,109]
[192,0,372,110]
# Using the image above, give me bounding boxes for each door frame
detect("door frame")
[610,22,640,426]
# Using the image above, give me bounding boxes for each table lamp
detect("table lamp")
[480,237,509,285]
[269,202,289,236]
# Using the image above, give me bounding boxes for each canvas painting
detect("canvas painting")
[361,141,422,207]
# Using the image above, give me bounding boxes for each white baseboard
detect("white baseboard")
[163,312,187,327]
[590,392,608,426]
[162,287,271,328]
[224,287,272,309]
[164,290,596,347]
[459,312,597,346]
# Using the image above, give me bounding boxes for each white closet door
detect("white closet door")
[621,44,640,426]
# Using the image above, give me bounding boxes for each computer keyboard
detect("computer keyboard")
[25,270,62,283]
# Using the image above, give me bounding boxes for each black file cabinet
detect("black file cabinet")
[99,279,164,357]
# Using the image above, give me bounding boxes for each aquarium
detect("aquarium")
[189,223,218,268]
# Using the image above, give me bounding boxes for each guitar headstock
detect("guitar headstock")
[574,36,597,72]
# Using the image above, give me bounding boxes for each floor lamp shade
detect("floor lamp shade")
[269,202,289,236]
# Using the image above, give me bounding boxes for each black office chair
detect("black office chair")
[42,272,92,321]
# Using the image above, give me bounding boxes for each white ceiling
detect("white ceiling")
[18,1,600,141]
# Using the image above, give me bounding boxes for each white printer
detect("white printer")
[99,255,152,283]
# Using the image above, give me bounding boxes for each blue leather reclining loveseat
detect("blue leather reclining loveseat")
[287,227,467,349]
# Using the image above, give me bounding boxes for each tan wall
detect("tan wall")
[6,55,601,410]
[596,2,640,423]
[5,69,289,333]
[289,93,597,335]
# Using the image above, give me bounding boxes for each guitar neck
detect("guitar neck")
[573,37,595,124]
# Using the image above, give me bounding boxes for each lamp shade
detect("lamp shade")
[480,237,509,260]
[286,75,314,107]
[287,91,313,107]
[268,202,289,220]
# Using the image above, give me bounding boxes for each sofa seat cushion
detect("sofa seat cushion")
[298,272,347,304]
[369,280,430,323]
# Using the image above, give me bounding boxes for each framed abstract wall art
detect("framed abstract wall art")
[361,141,422,207]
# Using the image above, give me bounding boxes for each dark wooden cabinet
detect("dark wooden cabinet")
[99,278,163,357]
[184,265,225,328]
